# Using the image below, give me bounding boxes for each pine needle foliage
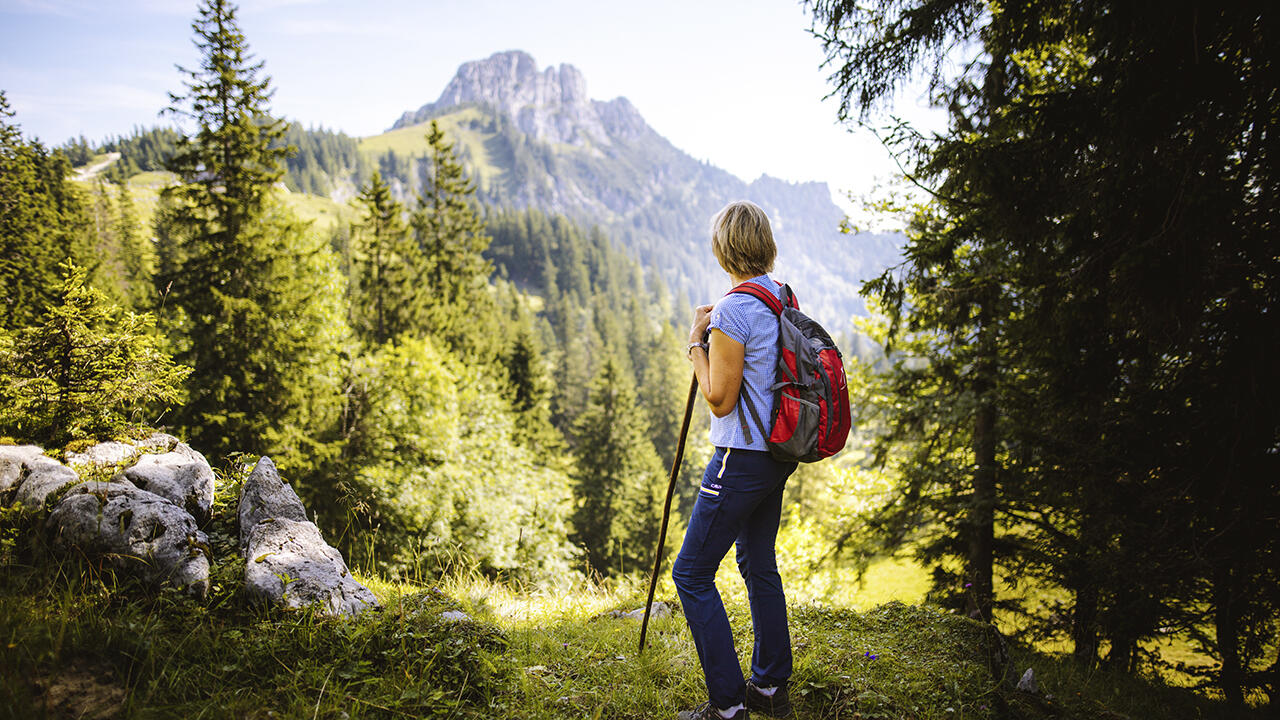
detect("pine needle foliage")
[156,0,347,464]
[0,262,189,447]
[350,170,425,346]
[0,91,94,332]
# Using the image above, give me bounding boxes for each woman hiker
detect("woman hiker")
[674,200,797,720]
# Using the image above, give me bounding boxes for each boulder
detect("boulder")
[14,455,80,508]
[237,456,307,550]
[122,443,215,522]
[62,435,214,521]
[0,445,47,499]
[243,517,379,616]
[47,481,210,597]
[599,601,672,621]
[1017,667,1038,694]
[65,441,141,471]
[65,433,183,471]
[239,456,378,617]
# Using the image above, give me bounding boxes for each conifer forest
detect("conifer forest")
[0,0,1275,717]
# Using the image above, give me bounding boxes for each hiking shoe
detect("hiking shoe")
[745,680,793,718]
[677,701,749,720]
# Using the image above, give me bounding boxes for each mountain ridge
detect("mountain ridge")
[385,50,899,328]
[393,50,652,148]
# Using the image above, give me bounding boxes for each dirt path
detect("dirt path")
[72,152,120,182]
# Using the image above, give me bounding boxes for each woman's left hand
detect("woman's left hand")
[690,304,713,343]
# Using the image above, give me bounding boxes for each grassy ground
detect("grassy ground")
[0,458,1261,718]
[1,547,1257,719]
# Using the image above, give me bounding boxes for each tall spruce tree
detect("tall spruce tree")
[350,171,425,346]
[570,356,666,577]
[411,120,500,361]
[811,0,1280,707]
[157,0,346,463]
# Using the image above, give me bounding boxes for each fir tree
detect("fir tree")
[157,0,346,462]
[163,0,289,240]
[350,171,425,346]
[570,356,666,577]
[411,120,500,360]
[0,91,93,331]
[0,262,189,447]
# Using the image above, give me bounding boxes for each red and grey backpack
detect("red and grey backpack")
[729,282,852,463]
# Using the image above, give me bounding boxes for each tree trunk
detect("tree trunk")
[968,305,997,622]
[1071,580,1100,666]
[1214,562,1245,712]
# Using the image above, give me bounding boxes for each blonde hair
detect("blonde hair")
[710,200,776,277]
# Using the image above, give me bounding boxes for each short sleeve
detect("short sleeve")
[709,294,753,345]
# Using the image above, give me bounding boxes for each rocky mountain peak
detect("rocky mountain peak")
[393,50,650,146]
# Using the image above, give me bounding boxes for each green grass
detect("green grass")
[358,107,507,191]
[280,188,352,231]
[0,459,1262,719]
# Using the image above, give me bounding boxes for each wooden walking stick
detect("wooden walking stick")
[639,371,700,655]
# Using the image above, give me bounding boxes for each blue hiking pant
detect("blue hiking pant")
[672,446,798,709]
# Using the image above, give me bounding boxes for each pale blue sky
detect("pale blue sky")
[0,0,941,211]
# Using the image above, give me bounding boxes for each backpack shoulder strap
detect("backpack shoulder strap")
[727,281,786,315]
[781,283,800,311]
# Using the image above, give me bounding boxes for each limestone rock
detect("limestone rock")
[122,443,215,522]
[14,455,80,508]
[243,517,378,616]
[0,445,47,499]
[237,456,307,551]
[1017,667,1038,694]
[65,441,141,471]
[601,601,672,621]
[65,433,182,471]
[394,50,630,147]
[239,457,378,617]
[47,481,209,597]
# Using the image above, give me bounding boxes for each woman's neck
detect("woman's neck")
[730,272,760,286]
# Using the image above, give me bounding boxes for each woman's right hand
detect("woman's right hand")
[690,304,713,344]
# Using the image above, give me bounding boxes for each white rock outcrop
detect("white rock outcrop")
[393,50,650,147]
[63,435,216,521]
[11,453,79,504]
[0,445,47,499]
[65,440,142,470]
[47,481,210,597]
[238,457,378,617]
[123,443,215,522]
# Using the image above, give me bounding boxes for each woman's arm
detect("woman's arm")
[688,306,746,418]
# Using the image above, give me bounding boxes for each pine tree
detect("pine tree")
[501,297,563,458]
[0,91,93,331]
[350,171,425,346]
[157,0,346,462]
[163,0,288,241]
[411,120,500,360]
[0,262,189,447]
[570,356,666,577]
[813,0,1280,704]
